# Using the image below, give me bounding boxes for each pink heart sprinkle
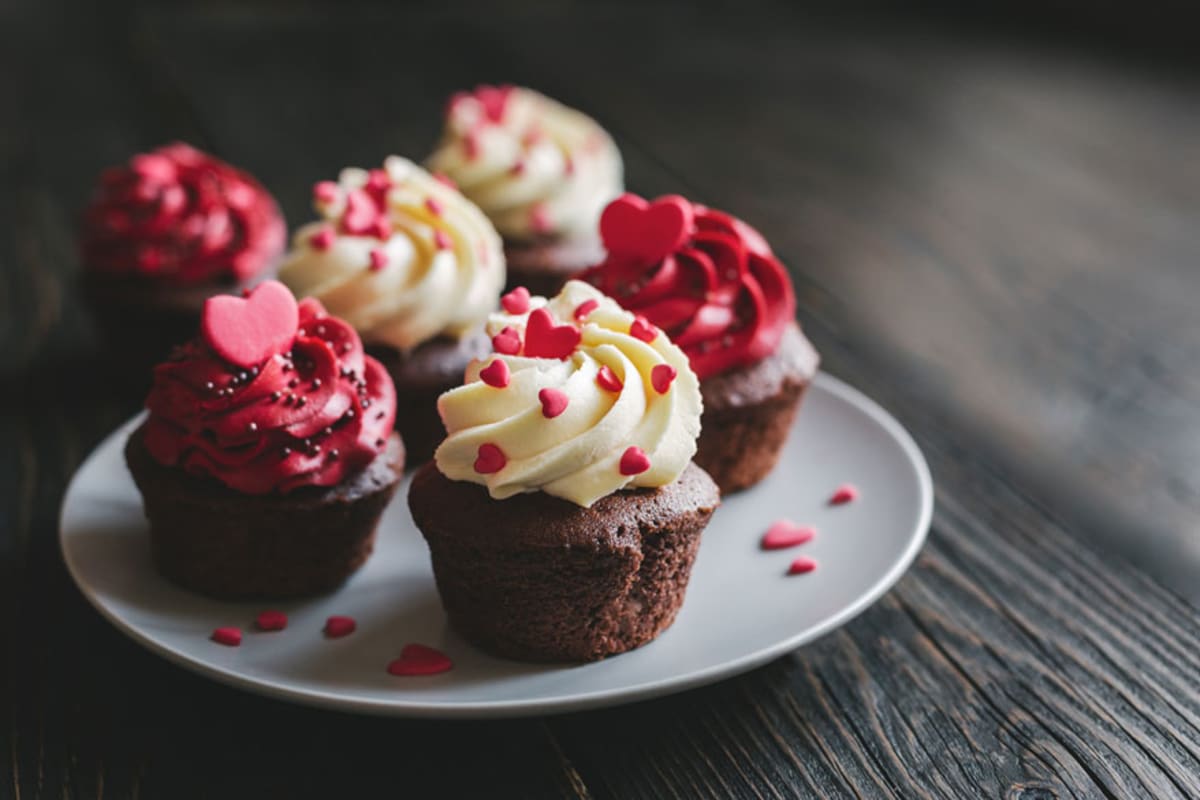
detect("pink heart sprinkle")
[574,299,599,320]
[492,326,522,355]
[761,521,816,550]
[523,307,581,360]
[368,248,388,271]
[434,230,453,250]
[596,365,623,392]
[530,203,552,234]
[425,197,444,216]
[387,644,453,677]
[787,557,818,576]
[313,181,339,205]
[211,627,242,647]
[309,227,335,251]
[651,364,677,394]
[475,443,506,474]
[619,446,651,476]
[538,388,569,418]
[630,316,658,342]
[479,359,510,388]
[323,616,357,638]
[501,286,531,315]
[255,610,288,632]
[369,218,392,240]
[829,484,858,506]
[433,172,457,189]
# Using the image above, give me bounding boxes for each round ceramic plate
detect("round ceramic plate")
[60,372,931,718]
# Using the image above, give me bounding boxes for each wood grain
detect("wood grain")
[3,2,1200,798]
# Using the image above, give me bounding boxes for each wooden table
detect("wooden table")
[5,3,1199,797]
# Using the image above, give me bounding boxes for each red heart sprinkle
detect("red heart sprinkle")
[479,359,510,388]
[501,286,531,314]
[434,230,453,250]
[630,316,658,342]
[202,280,299,368]
[211,627,242,646]
[538,388,569,418]
[387,643,453,677]
[574,299,600,320]
[341,190,376,235]
[425,197,444,216]
[366,168,391,196]
[651,364,677,394]
[323,615,357,638]
[787,557,818,576]
[492,326,522,355]
[829,484,859,506]
[596,365,623,392]
[619,446,651,476]
[524,308,581,360]
[313,181,339,205]
[309,227,335,251]
[368,248,388,271]
[475,443,506,474]
[599,193,694,265]
[255,610,288,632]
[762,521,816,550]
[433,171,457,189]
[369,218,392,240]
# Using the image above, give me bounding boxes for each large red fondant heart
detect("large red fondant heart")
[201,280,298,368]
[600,193,694,265]
[523,308,581,360]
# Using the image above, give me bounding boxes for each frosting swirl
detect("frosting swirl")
[582,195,796,380]
[435,280,701,508]
[80,142,285,285]
[278,156,504,352]
[143,282,396,494]
[425,85,623,242]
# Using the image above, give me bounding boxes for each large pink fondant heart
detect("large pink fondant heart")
[201,280,298,368]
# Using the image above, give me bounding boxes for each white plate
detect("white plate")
[60,373,931,718]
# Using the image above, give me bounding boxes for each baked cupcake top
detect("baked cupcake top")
[435,280,701,507]
[425,85,623,243]
[278,156,504,352]
[80,142,285,285]
[142,280,396,494]
[582,194,796,380]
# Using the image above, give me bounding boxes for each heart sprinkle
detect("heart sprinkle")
[433,230,453,251]
[255,610,288,632]
[596,365,623,392]
[479,359,510,388]
[651,364,677,394]
[630,316,658,342]
[574,299,599,320]
[829,484,859,506]
[211,627,242,647]
[309,227,335,251]
[313,181,339,205]
[323,616,357,638]
[387,644,453,676]
[201,280,299,368]
[538,388,569,418]
[492,326,522,355]
[761,521,816,550]
[424,197,444,216]
[368,248,388,271]
[501,286,531,314]
[787,557,818,576]
[619,446,651,476]
[474,443,507,474]
[523,307,581,360]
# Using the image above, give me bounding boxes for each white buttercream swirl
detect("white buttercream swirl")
[278,156,504,351]
[425,86,623,242]
[435,281,701,507]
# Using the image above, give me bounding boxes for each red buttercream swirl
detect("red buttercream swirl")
[81,142,285,285]
[583,197,795,379]
[142,298,396,494]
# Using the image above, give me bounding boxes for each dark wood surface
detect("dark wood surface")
[5,2,1200,798]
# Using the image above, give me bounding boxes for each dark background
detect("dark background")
[4,1,1200,798]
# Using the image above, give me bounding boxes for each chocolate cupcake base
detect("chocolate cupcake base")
[125,427,405,600]
[369,332,490,465]
[503,234,605,297]
[408,461,720,663]
[695,323,820,493]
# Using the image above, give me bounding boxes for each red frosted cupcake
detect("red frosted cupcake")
[80,142,286,376]
[583,194,820,493]
[125,280,403,599]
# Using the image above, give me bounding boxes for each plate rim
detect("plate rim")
[60,371,933,719]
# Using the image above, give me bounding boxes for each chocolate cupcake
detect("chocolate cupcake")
[409,281,719,662]
[80,142,286,378]
[425,85,623,296]
[126,280,403,599]
[582,194,819,493]
[278,156,505,463]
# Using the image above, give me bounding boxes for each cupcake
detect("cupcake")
[278,156,505,463]
[80,142,286,376]
[125,280,403,599]
[582,194,819,493]
[408,280,719,662]
[425,85,623,296]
